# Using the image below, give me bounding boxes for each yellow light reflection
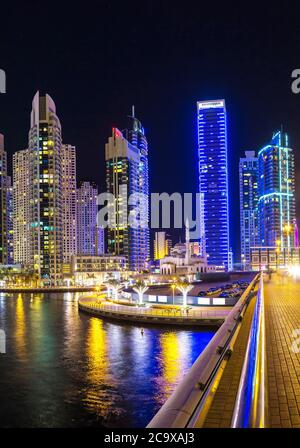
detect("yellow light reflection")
[160,332,181,396]
[15,294,27,361]
[84,318,114,417]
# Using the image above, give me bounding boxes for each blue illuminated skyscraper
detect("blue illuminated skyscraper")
[197,100,230,269]
[258,131,296,251]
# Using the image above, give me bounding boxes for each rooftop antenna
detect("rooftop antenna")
[132,105,135,118]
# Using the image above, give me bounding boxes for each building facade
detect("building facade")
[13,92,65,285]
[153,231,171,260]
[77,181,103,255]
[197,100,230,269]
[239,151,259,268]
[61,144,77,264]
[71,254,126,285]
[258,131,296,253]
[105,109,150,271]
[0,134,8,264]
[13,149,30,265]
[5,176,13,264]
[28,92,63,285]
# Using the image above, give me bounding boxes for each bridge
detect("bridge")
[148,272,300,428]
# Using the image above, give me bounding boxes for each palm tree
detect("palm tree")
[133,281,148,305]
[176,281,193,308]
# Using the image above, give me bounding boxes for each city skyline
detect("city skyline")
[1,90,300,267]
[2,5,300,264]
[2,3,300,433]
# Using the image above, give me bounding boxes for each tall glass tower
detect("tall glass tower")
[105,108,150,271]
[258,131,296,251]
[197,99,230,269]
[239,151,259,269]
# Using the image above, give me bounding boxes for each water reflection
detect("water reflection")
[0,293,215,427]
[15,294,27,361]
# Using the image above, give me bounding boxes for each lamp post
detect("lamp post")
[241,254,246,271]
[171,283,176,305]
[284,224,292,266]
[276,239,281,269]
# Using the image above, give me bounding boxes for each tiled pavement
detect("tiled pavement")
[264,274,300,428]
[202,273,300,428]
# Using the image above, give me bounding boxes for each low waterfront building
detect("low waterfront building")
[250,246,300,271]
[71,254,127,285]
[159,223,214,278]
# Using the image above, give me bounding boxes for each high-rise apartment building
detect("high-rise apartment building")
[105,109,150,271]
[239,151,259,268]
[197,100,230,269]
[13,148,30,265]
[28,92,63,284]
[77,181,104,255]
[13,93,65,284]
[153,231,171,260]
[258,131,296,251]
[6,176,13,264]
[61,144,77,263]
[0,133,8,264]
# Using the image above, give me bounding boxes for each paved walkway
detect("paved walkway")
[202,273,300,428]
[264,273,300,428]
[202,289,257,427]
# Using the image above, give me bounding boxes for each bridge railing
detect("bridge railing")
[231,275,267,428]
[147,273,260,428]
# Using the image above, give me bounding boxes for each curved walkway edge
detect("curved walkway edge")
[78,300,225,327]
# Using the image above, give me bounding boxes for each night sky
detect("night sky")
[1,2,300,262]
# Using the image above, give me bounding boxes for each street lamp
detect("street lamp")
[284,224,292,265]
[241,254,246,271]
[171,283,176,305]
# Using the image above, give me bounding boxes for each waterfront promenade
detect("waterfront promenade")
[78,297,229,326]
[264,273,300,428]
[198,273,300,428]
[0,286,97,293]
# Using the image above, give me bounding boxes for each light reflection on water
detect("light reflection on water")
[0,292,215,427]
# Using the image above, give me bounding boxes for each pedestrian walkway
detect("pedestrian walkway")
[201,288,257,427]
[202,273,300,428]
[264,274,300,428]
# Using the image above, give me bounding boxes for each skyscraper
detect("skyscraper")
[153,231,171,260]
[197,100,230,269]
[13,148,30,265]
[28,92,63,285]
[258,130,296,251]
[13,93,65,284]
[0,133,8,264]
[239,151,259,268]
[77,181,103,255]
[105,109,150,271]
[61,144,77,263]
[6,176,14,265]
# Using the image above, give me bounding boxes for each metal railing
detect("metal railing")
[147,274,260,428]
[231,275,267,428]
